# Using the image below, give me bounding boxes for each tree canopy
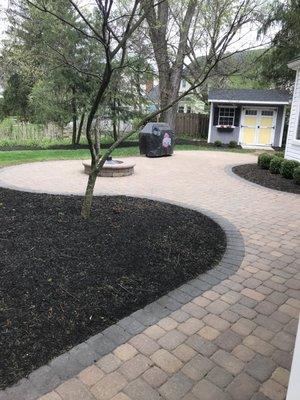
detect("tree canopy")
[259,0,300,88]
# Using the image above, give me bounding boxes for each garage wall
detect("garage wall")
[208,103,286,146]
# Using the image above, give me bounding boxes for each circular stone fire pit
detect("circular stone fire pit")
[83,157,135,177]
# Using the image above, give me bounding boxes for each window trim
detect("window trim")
[217,106,236,127]
[294,103,300,142]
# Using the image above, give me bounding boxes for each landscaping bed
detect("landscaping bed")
[233,163,300,194]
[0,189,226,388]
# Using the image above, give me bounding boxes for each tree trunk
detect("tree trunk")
[142,0,196,130]
[81,170,98,219]
[164,67,183,129]
[112,97,118,142]
[76,112,85,144]
[71,86,77,146]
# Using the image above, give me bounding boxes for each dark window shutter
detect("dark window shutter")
[213,106,219,126]
[234,107,241,127]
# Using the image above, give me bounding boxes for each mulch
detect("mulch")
[0,189,226,388]
[232,163,300,194]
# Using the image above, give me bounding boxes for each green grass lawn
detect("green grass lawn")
[0,145,255,168]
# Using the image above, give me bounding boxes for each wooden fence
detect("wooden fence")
[175,113,209,138]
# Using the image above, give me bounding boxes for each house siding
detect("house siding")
[274,105,285,147]
[285,68,300,161]
[208,102,285,146]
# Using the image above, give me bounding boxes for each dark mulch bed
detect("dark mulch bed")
[0,189,226,388]
[232,163,300,194]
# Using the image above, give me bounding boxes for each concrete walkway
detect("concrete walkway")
[0,151,299,400]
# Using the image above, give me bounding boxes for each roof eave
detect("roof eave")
[208,99,290,105]
[288,58,300,70]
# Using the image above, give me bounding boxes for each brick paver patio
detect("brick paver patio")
[0,151,299,400]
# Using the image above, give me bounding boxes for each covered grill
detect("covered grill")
[139,123,175,157]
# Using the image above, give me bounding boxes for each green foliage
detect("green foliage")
[0,0,103,139]
[280,159,299,179]
[258,153,274,169]
[1,73,33,120]
[269,156,284,174]
[227,49,269,89]
[0,117,15,135]
[293,166,300,185]
[259,0,300,88]
[214,140,222,147]
[228,140,238,148]
[274,151,284,158]
[29,80,71,128]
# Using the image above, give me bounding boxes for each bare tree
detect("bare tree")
[141,0,264,126]
[21,0,264,219]
[140,0,197,129]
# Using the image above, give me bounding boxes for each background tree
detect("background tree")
[140,0,264,128]
[140,0,197,129]
[1,0,103,144]
[259,0,300,89]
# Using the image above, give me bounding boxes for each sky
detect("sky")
[0,0,9,44]
[0,0,275,52]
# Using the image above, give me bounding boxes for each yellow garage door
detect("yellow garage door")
[258,111,274,145]
[243,110,258,145]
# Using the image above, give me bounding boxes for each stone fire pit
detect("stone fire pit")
[83,157,135,177]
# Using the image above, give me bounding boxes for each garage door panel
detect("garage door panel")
[258,127,272,145]
[260,116,273,128]
[244,116,257,126]
[243,127,256,144]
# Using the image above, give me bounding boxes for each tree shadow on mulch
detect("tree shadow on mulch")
[232,163,300,194]
[0,189,226,388]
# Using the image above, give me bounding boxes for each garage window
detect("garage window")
[218,107,235,126]
[261,110,274,116]
[245,109,257,116]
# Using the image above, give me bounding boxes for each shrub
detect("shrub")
[228,140,238,148]
[258,153,273,169]
[280,159,299,179]
[269,156,284,174]
[214,140,222,147]
[293,166,300,185]
[274,152,284,158]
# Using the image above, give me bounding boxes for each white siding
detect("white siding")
[285,69,300,161]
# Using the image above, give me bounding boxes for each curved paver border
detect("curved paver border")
[226,164,300,197]
[0,196,244,400]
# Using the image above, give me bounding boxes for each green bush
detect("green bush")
[280,159,299,179]
[274,151,284,158]
[269,156,284,174]
[214,140,222,147]
[228,140,238,148]
[258,153,273,169]
[293,166,300,184]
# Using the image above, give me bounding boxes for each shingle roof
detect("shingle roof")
[208,89,290,104]
[288,55,300,70]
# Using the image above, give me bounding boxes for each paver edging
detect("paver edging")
[0,196,245,400]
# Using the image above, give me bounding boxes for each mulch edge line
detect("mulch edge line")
[226,164,300,197]
[0,195,245,400]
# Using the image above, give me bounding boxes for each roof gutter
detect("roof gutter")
[208,99,290,105]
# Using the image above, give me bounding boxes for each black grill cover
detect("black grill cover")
[139,123,175,157]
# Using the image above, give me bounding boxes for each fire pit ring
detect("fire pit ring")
[83,158,135,177]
